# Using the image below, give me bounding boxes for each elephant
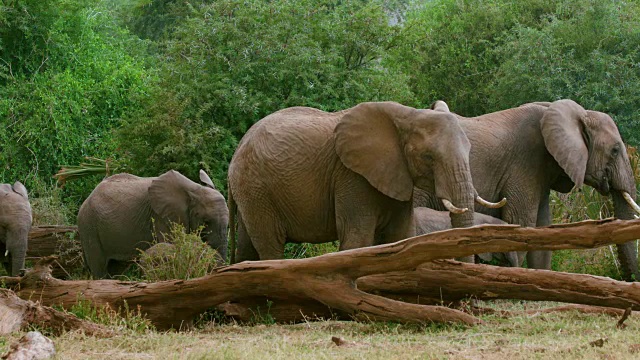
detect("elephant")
[413,206,522,267]
[0,181,32,276]
[78,169,229,278]
[415,99,640,280]
[227,101,504,262]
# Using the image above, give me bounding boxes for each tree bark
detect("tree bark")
[3,219,640,330]
[26,226,81,278]
[0,288,112,337]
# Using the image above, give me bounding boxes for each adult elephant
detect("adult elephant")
[415,99,640,280]
[0,181,32,276]
[228,101,504,262]
[413,207,521,267]
[78,170,229,278]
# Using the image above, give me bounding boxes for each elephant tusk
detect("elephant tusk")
[442,199,468,214]
[622,191,640,215]
[4,250,8,257]
[475,195,507,209]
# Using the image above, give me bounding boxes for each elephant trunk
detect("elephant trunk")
[9,245,26,277]
[444,172,476,230]
[204,226,228,264]
[612,190,640,281]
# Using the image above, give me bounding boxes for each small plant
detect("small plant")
[250,300,275,325]
[136,223,222,281]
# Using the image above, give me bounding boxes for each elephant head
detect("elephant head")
[334,101,503,230]
[149,170,229,260]
[0,181,32,276]
[540,99,640,280]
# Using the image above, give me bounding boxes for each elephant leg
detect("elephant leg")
[379,204,415,244]
[243,210,286,260]
[235,214,259,262]
[81,231,109,279]
[527,192,552,270]
[338,217,376,251]
[107,259,132,277]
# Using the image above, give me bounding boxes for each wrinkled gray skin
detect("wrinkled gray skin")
[413,207,522,267]
[416,99,640,280]
[78,170,229,278]
[0,181,32,276]
[229,102,480,262]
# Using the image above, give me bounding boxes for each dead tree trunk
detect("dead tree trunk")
[0,288,112,336]
[27,226,81,278]
[4,219,640,330]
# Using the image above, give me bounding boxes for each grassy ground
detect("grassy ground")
[2,301,639,359]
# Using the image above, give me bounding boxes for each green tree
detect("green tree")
[490,1,640,145]
[0,0,154,199]
[118,0,415,188]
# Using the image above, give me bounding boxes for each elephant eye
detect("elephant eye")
[611,146,620,157]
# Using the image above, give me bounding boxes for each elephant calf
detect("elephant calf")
[0,181,32,276]
[413,207,522,267]
[78,170,228,278]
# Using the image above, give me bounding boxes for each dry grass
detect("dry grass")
[2,300,640,359]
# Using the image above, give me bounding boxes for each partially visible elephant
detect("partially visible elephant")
[413,207,522,267]
[228,101,504,262]
[0,181,32,276]
[78,170,229,278]
[415,99,640,280]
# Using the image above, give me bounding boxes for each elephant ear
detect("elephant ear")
[199,169,216,189]
[430,100,450,112]
[335,102,414,201]
[12,181,28,199]
[540,99,589,189]
[149,170,196,227]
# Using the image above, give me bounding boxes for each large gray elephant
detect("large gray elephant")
[415,99,640,280]
[228,101,504,262]
[78,170,229,278]
[0,181,32,276]
[413,207,522,267]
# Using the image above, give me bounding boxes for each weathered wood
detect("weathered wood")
[4,219,640,330]
[27,226,78,257]
[358,259,640,310]
[0,288,112,337]
[26,226,81,279]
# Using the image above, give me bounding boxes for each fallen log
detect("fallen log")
[4,219,640,330]
[220,260,640,323]
[358,259,640,308]
[26,226,81,279]
[0,288,112,337]
[27,226,78,258]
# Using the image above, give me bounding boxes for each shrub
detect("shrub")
[136,223,223,282]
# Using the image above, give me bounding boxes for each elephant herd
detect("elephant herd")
[1,99,639,281]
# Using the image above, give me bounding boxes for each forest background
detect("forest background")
[1,0,639,275]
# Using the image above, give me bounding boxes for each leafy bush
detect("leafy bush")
[0,0,155,201]
[117,0,415,189]
[490,1,640,145]
[136,223,223,282]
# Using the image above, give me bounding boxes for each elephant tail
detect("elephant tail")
[228,187,237,264]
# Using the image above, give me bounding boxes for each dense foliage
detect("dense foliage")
[1,0,640,216]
